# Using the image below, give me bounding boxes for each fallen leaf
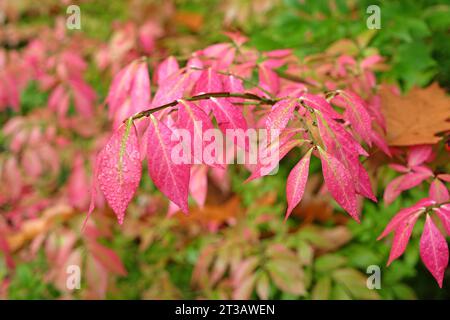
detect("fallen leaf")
[174,11,204,32]
[380,83,450,146]
[175,196,241,230]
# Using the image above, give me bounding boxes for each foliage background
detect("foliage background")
[0,0,449,299]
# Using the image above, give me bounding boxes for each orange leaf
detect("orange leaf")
[380,83,450,146]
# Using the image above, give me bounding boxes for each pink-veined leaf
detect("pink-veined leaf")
[285,148,312,219]
[265,99,297,134]
[189,165,208,208]
[156,56,179,85]
[371,130,392,157]
[258,63,280,95]
[387,212,421,265]
[147,114,190,213]
[389,164,409,173]
[151,70,190,108]
[399,171,433,191]
[177,99,219,167]
[107,61,137,115]
[222,74,245,103]
[87,241,127,276]
[437,174,450,182]
[378,198,434,240]
[129,61,151,115]
[301,93,342,119]
[97,119,142,224]
[245,134,301,182]
[408,145,433,167]
[383,175,406,205]
[210,97,248,140]
[435,205,450,235]
[192,68,223,113]
[318,147,359,221]
[355,162,377,202]
[429,179,449,203]
[315,111,367,157]
[337,91,373,145]
[316,112,375,202]
[420,215,449,287]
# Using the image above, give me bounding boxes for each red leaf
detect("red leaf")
[88,241,127,276]
[285,148,312,219]
[387,212,421,265]
[152,71,190,107]
[420,215,449,287]
[258,64,280,95]
[435,205,450,235]
[246,135,301,182]
[177,100,217,166]
[301,93,342,119]
[129,61,151,114]
[192,68,223,113]
[147,115,190,213]
[429,179,449,203]
[318,147,359,221]
[97,120,142,224]
[265,99,297,134]
[210,97,248,145]
[383,175,406,205]
[408,145,432,167]
[378,198,433,240]
[156,56,179,85]
[337,91,373,145]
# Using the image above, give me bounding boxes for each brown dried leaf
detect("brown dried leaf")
[380,83,450,146]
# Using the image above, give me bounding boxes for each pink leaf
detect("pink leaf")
[399,172,432,191]
[177,100,218,166]
[246,136,301,182]
[420,215,449,287]
[316,111,367,158]
[107,62,137,115]
[189,165,208,208]
[429,179,449,203]
[383,175,405,205]
[355,162,377,202]
[265,99,297,134]
[337,91,373,145]
[88,241,127,276]
[318,147,359,221]
[97,120,142,224]
[210,97,248,135]
[156,56,179,86]
[378,198,433,240]
[129,61,151,114]
[258,63,280,95]
[437,174,450,183]
[408,145,433,167]
[192,68,223,113]
[388,164,409,173]
[435,205,450,235]
[301,93,342,119]
[147,115,190,213]
[285,148,312,219]
[152,71,190,108]
[371,130,392,157]
[387,212,421,265]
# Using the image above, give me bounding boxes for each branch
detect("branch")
[128,92,278,122]
[276,70,322,88]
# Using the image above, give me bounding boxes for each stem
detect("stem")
[276,70,322,88]
[189,66,275,98]
[127,92,278,122]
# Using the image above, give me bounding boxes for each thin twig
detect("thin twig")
[276,70,322,88]
[127,92,278,122]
